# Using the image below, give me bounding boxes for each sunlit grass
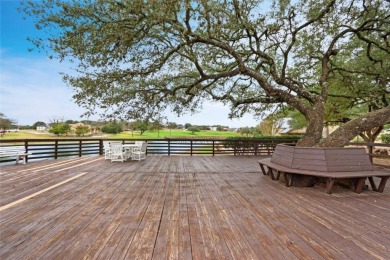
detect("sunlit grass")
[0,131,55,139]
[106,130,239,139]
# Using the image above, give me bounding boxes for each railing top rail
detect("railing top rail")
[347,142,390,147]
[0,138,300,142]
[0,138,387,145]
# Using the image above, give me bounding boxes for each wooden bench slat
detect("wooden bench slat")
[259,158,390,178]
[293,153,327,160]
[259,154,390,194]
[327,165,373,172]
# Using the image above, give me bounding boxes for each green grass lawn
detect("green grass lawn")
[0,131,55,139]
[115,129,240,139]
[0,129,240,140]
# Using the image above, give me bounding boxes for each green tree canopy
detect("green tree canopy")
[239,127,252,137]
[187,126,200,134]
[167,122,178,129]
[49,122,71,136]
[22,0,390,147]
[135,120,148,135]
[256,117,285,136]
[101,121,123,134]
[0,113,15,129]
[75,125,90,136]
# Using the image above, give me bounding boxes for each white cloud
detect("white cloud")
[0,55,259,127]
[0,56,93,125]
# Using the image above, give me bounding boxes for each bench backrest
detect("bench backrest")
[271,144,373,172]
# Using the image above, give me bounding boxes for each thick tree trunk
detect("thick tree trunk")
[296,105,325,147]
[318,106,390,147]
[292,104,325,186]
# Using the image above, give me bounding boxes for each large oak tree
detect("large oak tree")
[21,0,390,147]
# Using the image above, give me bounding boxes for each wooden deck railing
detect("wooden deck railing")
[0,138,298,163]
[0,138,388,164]
[346,142,390,164]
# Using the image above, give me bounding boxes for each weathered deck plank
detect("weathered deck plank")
[0,155,389,259]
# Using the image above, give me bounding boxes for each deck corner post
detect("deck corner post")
[54,140,58,160]
[79,140,82,157]
[24,140,28,163]
[99,139,103,155]
[368,143,374,164]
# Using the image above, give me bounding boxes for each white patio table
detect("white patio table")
[122,144,141,159]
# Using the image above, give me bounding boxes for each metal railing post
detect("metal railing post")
[24,140,28,163]
[368,143,373,164]
[99,139,103,155]
[54,140,58,159]
[79,140,82,157]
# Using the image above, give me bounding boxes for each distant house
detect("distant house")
[210,126,229,131]
[36,125,47,131]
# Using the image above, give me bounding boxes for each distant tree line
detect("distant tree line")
[0,113,238,136]
[0,113,16,129]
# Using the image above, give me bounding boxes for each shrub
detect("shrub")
[225,136,302,141]
[101,122,123,134]
[222,136,301,153]
[75,125,90,136]
[187,126,200,134]
[381,134,390,144]
[49,123,71,136]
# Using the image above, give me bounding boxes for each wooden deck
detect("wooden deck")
[0,156,389,259]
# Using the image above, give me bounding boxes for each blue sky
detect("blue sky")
[0,0,259,127]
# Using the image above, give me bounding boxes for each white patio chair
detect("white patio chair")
[135,141,143,146]
[110,142,126,162]
[132,142,147,161]
[103,141,111,160]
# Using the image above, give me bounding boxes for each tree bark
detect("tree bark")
[318,106,390,147]
[296,104,325,147]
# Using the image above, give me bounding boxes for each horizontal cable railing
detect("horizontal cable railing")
[1,138,388,164]
[0,138,298,164]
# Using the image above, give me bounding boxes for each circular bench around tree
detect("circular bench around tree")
[258,144,390,194]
